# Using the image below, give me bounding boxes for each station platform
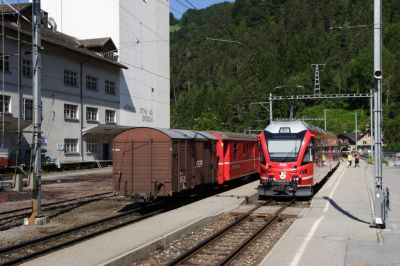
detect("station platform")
[23,180,259,266]
[260,160,400,266]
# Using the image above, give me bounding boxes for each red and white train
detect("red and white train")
[258,121,339,197]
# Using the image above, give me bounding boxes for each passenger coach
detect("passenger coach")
[258,121,339,197]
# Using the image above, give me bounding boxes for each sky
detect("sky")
[170,0,235,18]
[5,0,234,19]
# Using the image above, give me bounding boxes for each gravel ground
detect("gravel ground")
[0,198,131,249]
[229,217,295,265]
[0,172,112,212]
[130,213,296,266]
[131,214,237,266]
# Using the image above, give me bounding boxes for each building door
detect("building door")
[103,143,109,160]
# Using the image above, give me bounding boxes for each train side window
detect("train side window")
[233,143,238,160]
[302,140,313,165]
[243,143,248,158]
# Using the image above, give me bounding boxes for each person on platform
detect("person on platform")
[347,152,353,167]
[355,152,360,167]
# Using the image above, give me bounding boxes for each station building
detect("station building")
[0,4,127,165]
[40,0,171,128]
[0,0,170,166]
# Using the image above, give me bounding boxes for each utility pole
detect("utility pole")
[29,0,47,225]
[324,109,330,130]
[311,64,325,95]
[370,89,374,159]
[354,112,358,152]
[269,93,273,122]
[373,0,386,228]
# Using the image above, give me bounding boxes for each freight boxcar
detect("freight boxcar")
[112,128,218,201]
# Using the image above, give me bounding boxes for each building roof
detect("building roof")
[0,3,31,14]
[77,37,116,49]
[337,132,364,144]
[83,124,132,136]
[0,3,127,69]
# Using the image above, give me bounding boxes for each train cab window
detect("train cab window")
[233,144,238,160]
[302,140,313,165]
[302,148,312,164]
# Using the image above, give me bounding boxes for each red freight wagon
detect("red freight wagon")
[210,132,259,184]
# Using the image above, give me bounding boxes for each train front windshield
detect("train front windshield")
[265,131,305,162]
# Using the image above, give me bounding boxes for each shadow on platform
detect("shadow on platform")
[323,196,370,224]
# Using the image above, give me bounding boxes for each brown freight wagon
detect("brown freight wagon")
[112,127,218,201]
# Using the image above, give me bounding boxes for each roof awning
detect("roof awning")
[83,124,132,137]
[0,114,32,132]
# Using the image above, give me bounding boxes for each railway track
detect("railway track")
[0,200,164,266]
[0,178,259,265]
[0,192,113,231]
[165,200,295,266]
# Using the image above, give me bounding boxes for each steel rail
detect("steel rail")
[0,202,164,266]
[0,191,113,217]
[164,199,274,266]
[217,200,295,265]
[0,192,113,230]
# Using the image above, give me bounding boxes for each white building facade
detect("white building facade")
[40,0,171,128]
[0,4,128,165]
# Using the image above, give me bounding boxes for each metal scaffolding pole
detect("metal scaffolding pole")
[29,0,45,225]
[373,0,385,228]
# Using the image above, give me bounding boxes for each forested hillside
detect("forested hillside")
[170,0,400,151]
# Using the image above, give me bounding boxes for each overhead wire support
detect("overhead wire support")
[205,37,241,44]
[29,0,47,225]
[311,64,325,95]
[270,92,372,101]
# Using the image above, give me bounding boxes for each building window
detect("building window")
[86,139,97,153]
[23,99,33,120]
[86,75,97,90]
[64,104,78,119]
[22,59,32,78]
[86,107,98,121]
[105,109,116,123]
[0,54,10,72]
[0,95,11,113]
[363,141,367,145]
[105,80,116,95]
[64,138,78,153]
[64,69,77,87]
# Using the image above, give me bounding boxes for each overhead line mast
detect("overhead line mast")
[29,0,47,225]
[372,0,388,228]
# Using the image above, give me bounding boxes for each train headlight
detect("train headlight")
[300,169,307,174]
